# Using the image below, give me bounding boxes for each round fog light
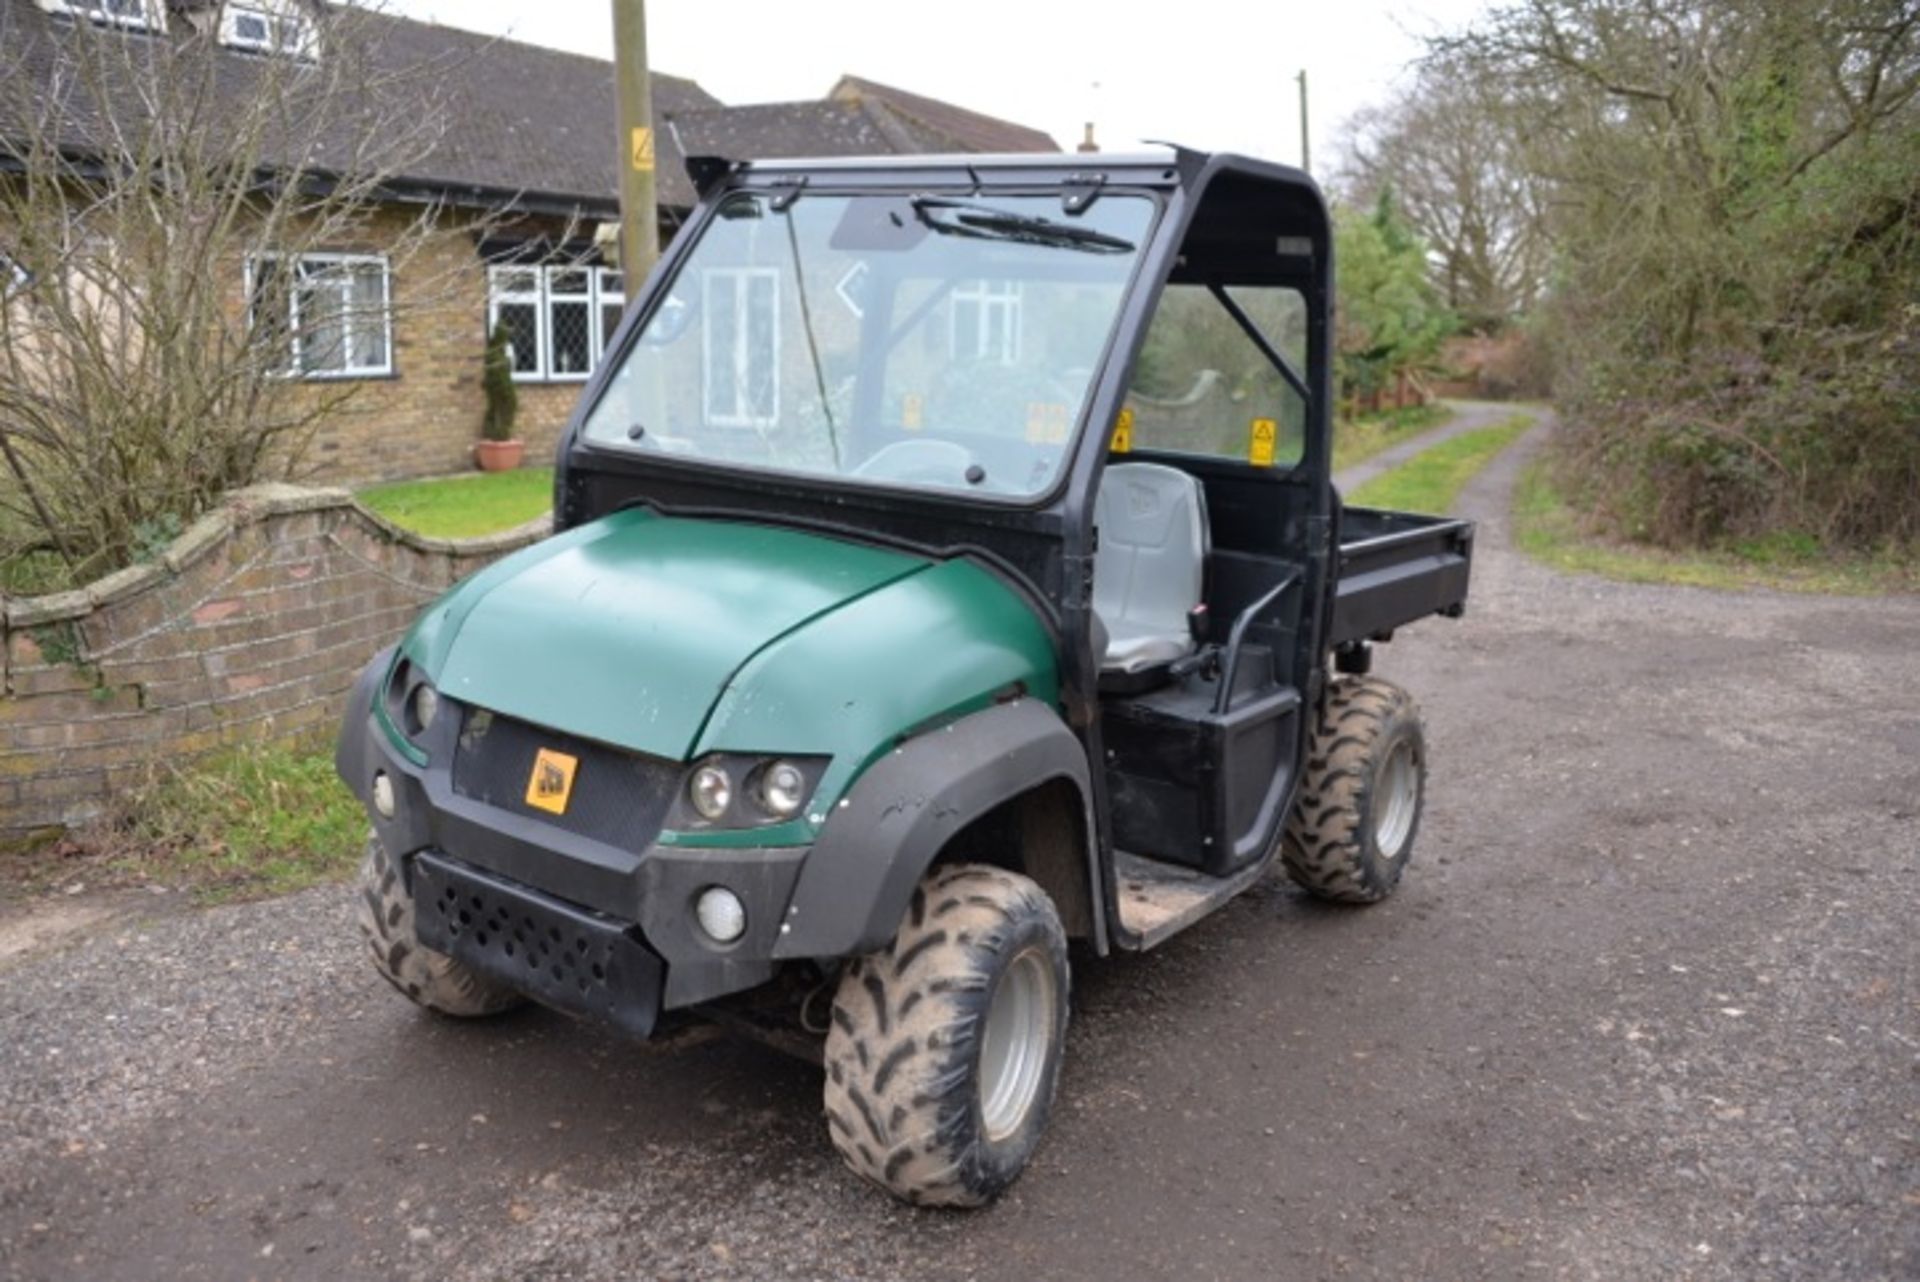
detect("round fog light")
[371,770,396,819]
[694,886,747,944]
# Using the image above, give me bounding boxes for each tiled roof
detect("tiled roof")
[337,9,721,210]
[1,3,1058,215]
[828,75,1058,154]
[667,98,936,165]
[0,2,715,211]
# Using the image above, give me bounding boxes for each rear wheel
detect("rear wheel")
[355,837,524,1017]
[1281,676,1427,903]
[822,864,1069,1207]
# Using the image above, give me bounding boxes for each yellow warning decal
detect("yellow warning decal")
[901,393,923,430]
[630,127,656,172]
[1249,417,1278,467]
[1111,407,1134,453]
[525,748,579,816]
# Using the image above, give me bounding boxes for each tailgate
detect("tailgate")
[1330,506,1475,647]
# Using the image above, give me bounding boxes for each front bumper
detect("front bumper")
[412,849,666,1038]
[336,653,810,1029]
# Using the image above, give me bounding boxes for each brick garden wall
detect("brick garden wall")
[0,485,546,836]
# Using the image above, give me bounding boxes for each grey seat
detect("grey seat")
[1092,463,1208,677]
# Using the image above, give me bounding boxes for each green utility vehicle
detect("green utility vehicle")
[337,147,1474,1207]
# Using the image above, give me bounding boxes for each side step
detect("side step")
[1113,850,1268,951]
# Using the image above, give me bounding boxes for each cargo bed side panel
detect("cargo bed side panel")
[1330,507,1475,647]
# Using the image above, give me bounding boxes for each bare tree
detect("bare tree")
[1340,54,1552,332]
[0,2,501,581]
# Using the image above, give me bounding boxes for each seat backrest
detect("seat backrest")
[1092,462,1207,643]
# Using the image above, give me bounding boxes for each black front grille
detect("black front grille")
[411,850,662,1038]
[451,707,678,850]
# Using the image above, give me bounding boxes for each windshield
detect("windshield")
[579,191,1157,499]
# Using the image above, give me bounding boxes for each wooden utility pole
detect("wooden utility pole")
[1296,69,1310,175]
[611,0,658,289]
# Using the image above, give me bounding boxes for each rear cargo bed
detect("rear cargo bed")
[1330,506,1475,647]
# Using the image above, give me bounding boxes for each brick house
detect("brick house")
[0,0,1059,483]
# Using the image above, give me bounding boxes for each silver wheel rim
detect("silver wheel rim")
[1373,739,1419,860]
[978,946,1054,1142]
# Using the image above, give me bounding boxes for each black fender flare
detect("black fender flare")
[334,644,395,808]
[770,698,1103,960]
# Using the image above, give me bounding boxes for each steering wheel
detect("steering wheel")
[854,439,976,485]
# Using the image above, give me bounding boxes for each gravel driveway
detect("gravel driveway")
[2,413,1914,1282]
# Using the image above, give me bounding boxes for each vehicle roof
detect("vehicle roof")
[725,147,1322,200]
[738,148,1182,171]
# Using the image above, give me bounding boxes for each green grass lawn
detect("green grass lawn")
[1347,413,1536,513]
[357,467,553,539]
[1512,457,1918,595]
[1331,402,1452,472]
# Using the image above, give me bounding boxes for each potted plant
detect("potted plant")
[477,320,524,471]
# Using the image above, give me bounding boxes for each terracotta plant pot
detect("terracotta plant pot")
[475,439,524,472]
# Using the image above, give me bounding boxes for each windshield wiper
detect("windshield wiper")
[908,196,1134,254]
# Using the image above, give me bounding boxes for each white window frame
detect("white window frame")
[219,1,319,59]
[951,279,1023,364]
[543,264,595,382]
[702,267,781,429]
[486,261,626,384]
[597,266,626,354]
[486,265,545,382]
[247,252,393,380]
[36,0,165,32]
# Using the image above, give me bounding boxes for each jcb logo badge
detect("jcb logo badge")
[525,748,579,816]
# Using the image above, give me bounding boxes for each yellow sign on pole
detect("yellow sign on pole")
[630,126,656,172]
[1249,417,1278,466]
[1111,407,1134,453]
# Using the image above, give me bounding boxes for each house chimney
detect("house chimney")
[1077,122,1099,154]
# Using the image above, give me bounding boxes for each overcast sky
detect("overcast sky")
[378,0,1493,176]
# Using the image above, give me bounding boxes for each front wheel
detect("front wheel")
[823,864,1070,1207]
[1281,676,1427,903]
[355,837,524,1017]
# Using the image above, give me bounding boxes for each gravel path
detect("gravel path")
[2,413,1914,1282]
[1333,399,1525,494]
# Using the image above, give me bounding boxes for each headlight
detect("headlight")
[675,755,825,828]
[410,683,439,735]
[755,760,807,818]
[688,763,732,820]
[383,658,441,747]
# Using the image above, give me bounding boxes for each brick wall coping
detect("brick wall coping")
[2,484,551,627]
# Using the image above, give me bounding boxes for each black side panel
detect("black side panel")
[1103,674,1300,876]
[771,699,1099,959]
